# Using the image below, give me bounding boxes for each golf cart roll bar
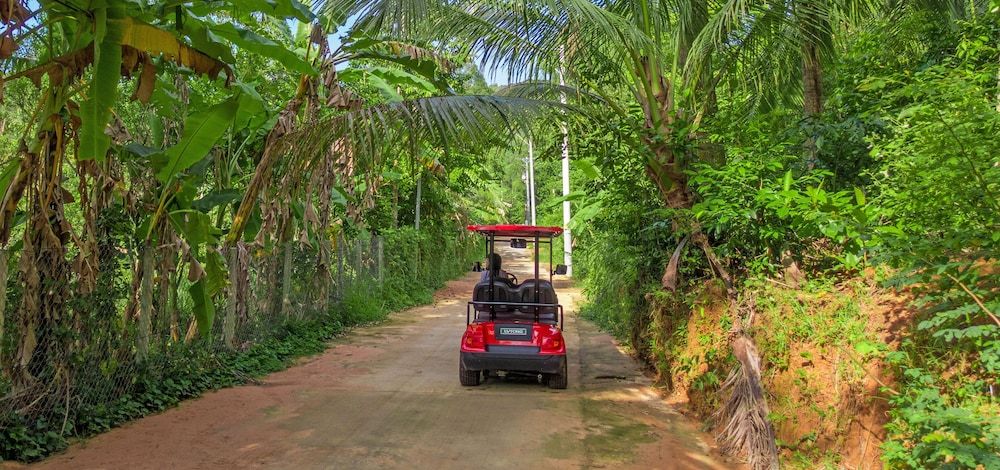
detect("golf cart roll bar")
[468,224,566,305]
[466,301,565,331]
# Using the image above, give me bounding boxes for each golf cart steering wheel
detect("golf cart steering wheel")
[507,274,517,285]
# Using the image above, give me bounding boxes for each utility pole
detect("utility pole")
[523,163,530,225]
[527,136,537,225]
[558,48,573,276]
[523,162,531,224]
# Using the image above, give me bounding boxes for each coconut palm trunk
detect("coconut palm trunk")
[802,42,824,117]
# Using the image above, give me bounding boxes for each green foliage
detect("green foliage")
[564,7,999,469]
[845,15,1000,467]
[869,63,1000,267]
[77,2,124,162]
[690,149,878,274]
[0,225,477,462]
[881,361,1000,469]
[578,233,652,345]
[154,95,242,183]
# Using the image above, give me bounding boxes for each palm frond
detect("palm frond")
[271,94,566,172]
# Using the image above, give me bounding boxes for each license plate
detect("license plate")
[499,327,528,336]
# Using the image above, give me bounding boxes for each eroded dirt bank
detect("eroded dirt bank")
[8,248,737,469]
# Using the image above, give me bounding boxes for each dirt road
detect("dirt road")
[18,248,736,470]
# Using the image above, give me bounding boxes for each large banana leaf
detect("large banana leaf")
[188,279,215,337]
[233,81,271,131]
[170,210,227,338]
[117,17,233,82]
[78,4,124,162]
[188,0,314,23]
[209,23,315,75]
[155,95,240,183]
[168,210,221,249]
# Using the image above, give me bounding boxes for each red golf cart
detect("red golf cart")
[460,224,569,389]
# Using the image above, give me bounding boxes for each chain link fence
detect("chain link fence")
[0,227,476,461]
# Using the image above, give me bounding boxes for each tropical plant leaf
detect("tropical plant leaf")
[77,4,124,161]
[117,17,233,83]
[188,278,215,337]
[572,158,600,179]
[204,248,228,296]
[192,189,243,212]
[209,23,314,74]
[169,210,222,249]
[233,81,270,131]
[185,21,239,64]
[344,36,455,84]
[189,0,314,23]
[122,142,160,159]
[371,66,438,93]
[156,95,240,183]
[0,159,19,197]
[569,200,603,230]
[541,190,587,210]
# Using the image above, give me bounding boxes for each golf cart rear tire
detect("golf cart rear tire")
[547,359,568,389]
[460,362,481,386]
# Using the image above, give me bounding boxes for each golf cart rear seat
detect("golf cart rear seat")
[472,281,515,311]
[472,280,559,325]
[516,280,559,324]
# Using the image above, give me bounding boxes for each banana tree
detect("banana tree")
[0,0,319,387]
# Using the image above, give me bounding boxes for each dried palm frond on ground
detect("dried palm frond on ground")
[716,334,779,470]
[715,294,779,470]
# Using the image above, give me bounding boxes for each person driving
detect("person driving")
[480,253,514,284]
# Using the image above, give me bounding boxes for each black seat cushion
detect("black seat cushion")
[473,281,517,312]
[515,280,559,324]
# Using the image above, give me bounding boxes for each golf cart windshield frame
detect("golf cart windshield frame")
[467,224,563,283]
[466,224,564,329]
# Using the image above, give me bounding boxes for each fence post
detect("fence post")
[377,236,384,288]
[318,238,331,313]
[138,244,154,360]
[416,237,423,284]
[0,248,8,348]
[280,241,293,318]
[337,234,345,301]
[355,238,363,284]
[224,246,238,349]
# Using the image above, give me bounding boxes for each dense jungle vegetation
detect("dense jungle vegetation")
[1,0,998,468]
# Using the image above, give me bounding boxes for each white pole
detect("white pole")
[559,49,573,276]
[527,136,537,225]
[523,161,531,224]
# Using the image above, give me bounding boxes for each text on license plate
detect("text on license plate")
[499,327,528,336]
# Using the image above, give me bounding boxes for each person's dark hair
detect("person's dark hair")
[488,253,502,276]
